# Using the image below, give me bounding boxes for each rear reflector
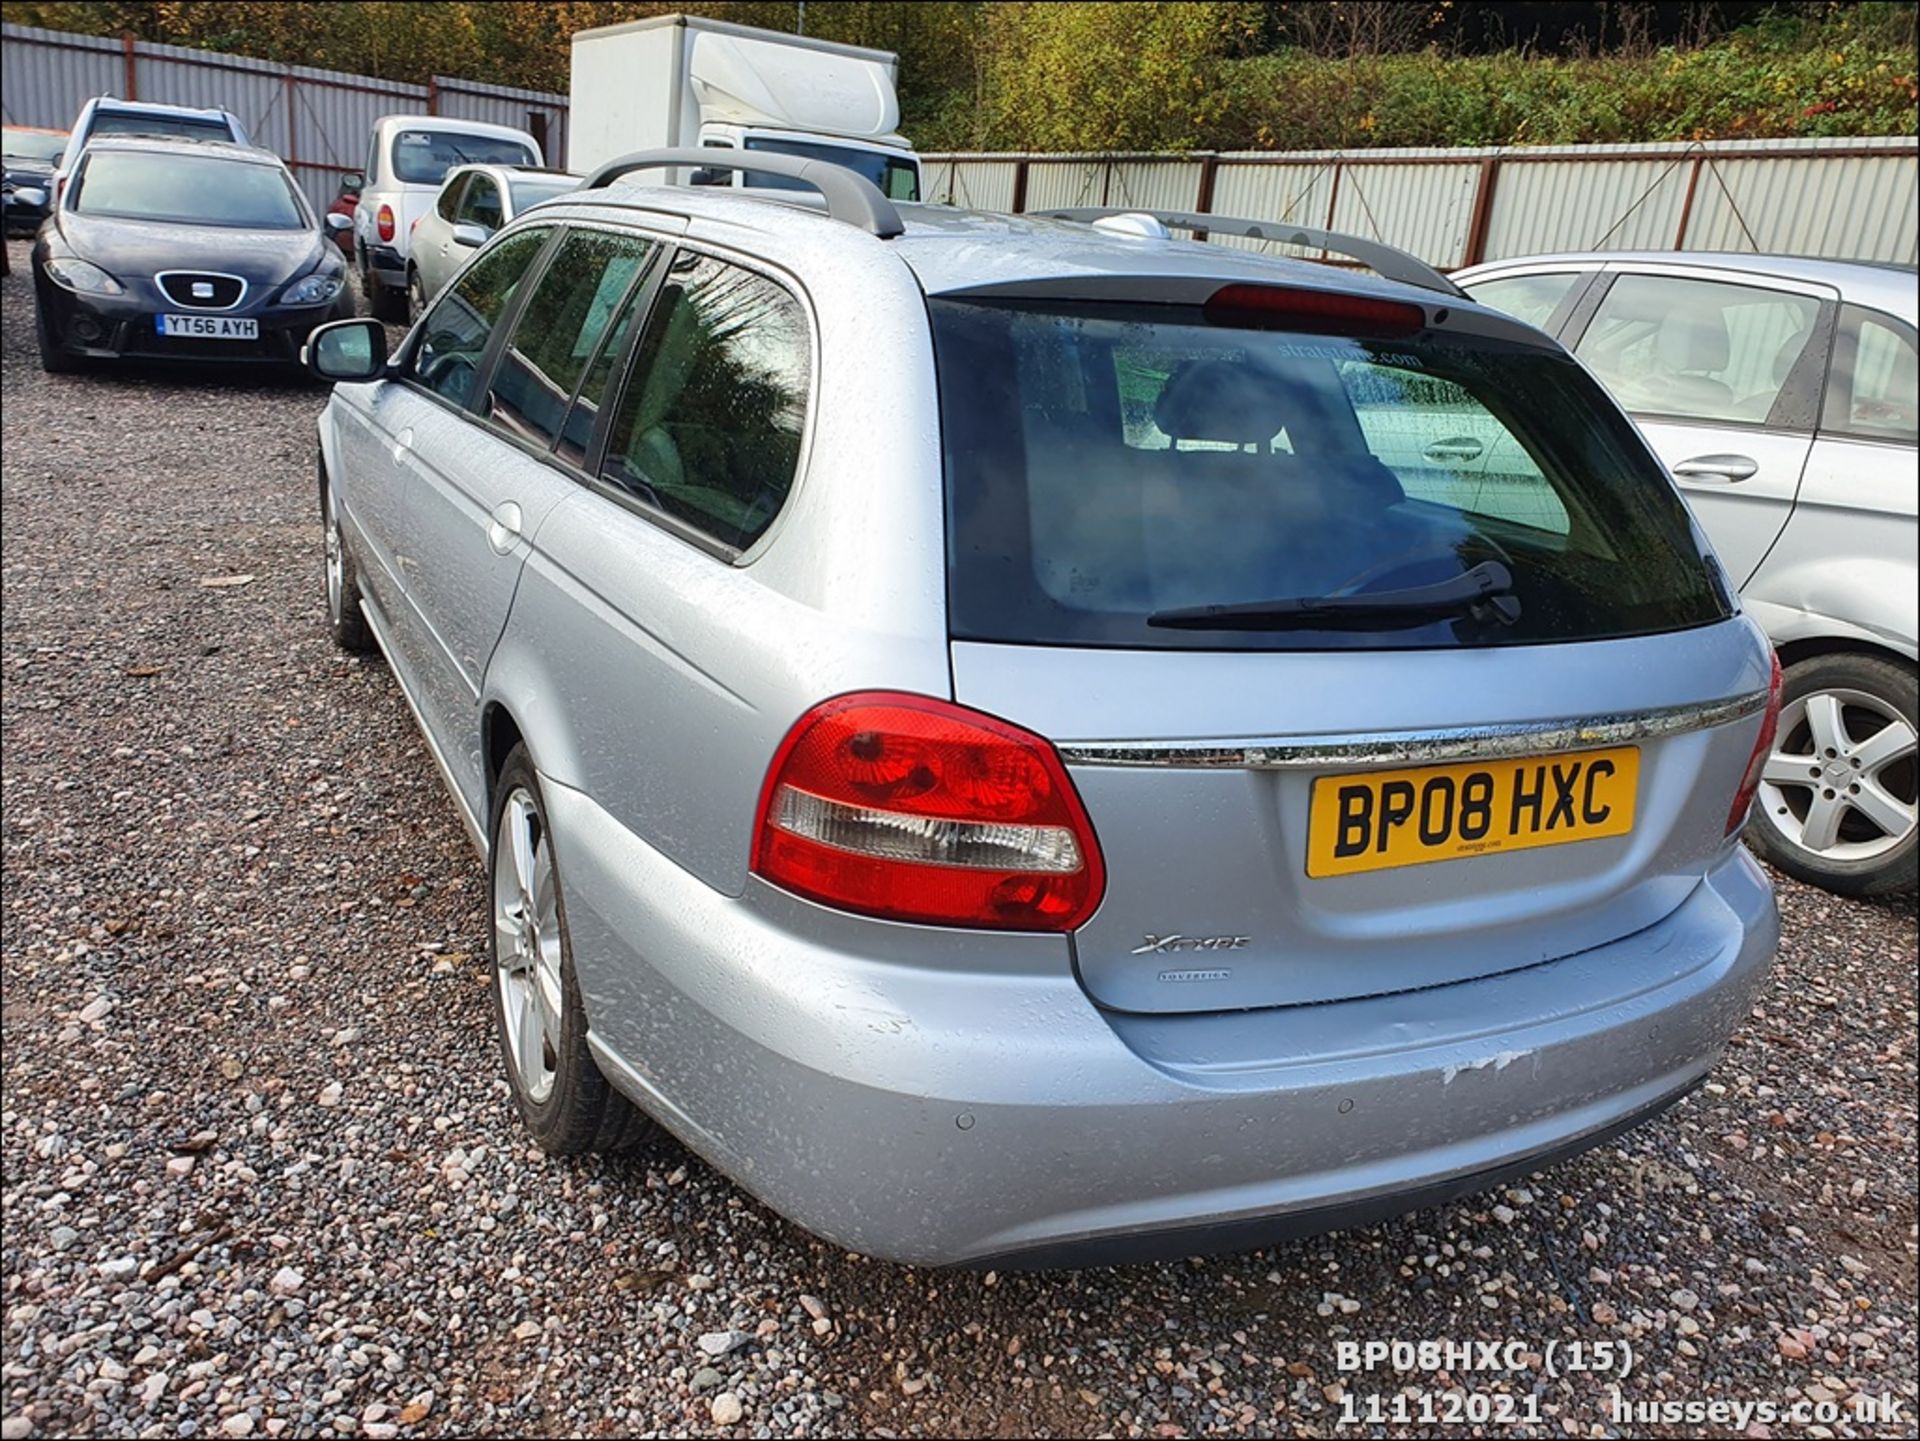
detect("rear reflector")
[1726,651,1783,834]
[1204,283,1426,338]
[752,692,1105,931]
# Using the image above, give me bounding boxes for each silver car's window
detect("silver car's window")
[599,253,810,553]
[1460,272,1580,330]
[435,174,468,222]
[933,298,1729,653]
[1576,274,1820,427]
[488,229,655,453]
[410,227,550,409]
[1822,305,1918,444]
[455,174,504,235]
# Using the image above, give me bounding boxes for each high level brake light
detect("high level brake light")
[1204,282,1427,338]
[1726,651,1784,835]
[752,692,1106,932]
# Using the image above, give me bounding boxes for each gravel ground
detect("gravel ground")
[2,234,1915,1440]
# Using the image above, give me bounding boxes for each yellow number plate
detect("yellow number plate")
[1307,746,1639,878]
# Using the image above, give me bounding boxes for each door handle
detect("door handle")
[1423,435,1485,463]
[487,501,523,556]
[1671,453,1758,483]
[389,427,413,465]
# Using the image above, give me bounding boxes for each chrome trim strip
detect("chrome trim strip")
[357,596,487,853]
[1057,691,1768,771]
[154,269,248,311]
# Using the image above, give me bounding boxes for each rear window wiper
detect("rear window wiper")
[1147,560,1521,631]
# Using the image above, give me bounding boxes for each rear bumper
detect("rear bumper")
[550,777,1778,1266]
[361,243,405,287]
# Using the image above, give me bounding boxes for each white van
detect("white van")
[353,115,541,319]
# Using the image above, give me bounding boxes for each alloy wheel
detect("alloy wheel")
[1757,686,1918,862]
[494,787,564,1104]
[323,506,345,623]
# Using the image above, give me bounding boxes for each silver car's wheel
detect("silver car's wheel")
[485,747,656,1154]
[494,787,563,1105]
[324,510,346,624]
[407,268,427,326]
[1749,653,1918,897]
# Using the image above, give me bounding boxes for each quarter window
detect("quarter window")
[1823,305,1918,444]
[1575,274,1820,427]
[1461,272,1580,331]
[410,227,550,409]
[487,229,656,453]
[600,253,811,552]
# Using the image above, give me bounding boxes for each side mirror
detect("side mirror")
[450,222,488,248]
[324,212,353,233]
[340,171,364,192]
[303,318,388,382]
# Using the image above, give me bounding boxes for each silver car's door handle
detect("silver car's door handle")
[1671,453,1758,483]
[390,426,413,466]
[1423,435,1485,463]
[487,501,523,556]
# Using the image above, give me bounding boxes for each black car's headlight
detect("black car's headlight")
[43,257,125,296]
[282,269,346,306]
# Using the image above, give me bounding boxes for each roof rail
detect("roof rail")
[1031,207,1463,298]
[580,148,904,240]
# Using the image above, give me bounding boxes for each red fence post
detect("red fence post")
[1011,158,1029,214]
[121,31,138,100]
[1462,158,1500,267]
[427,77,440,116]
[1194,152,1219,241]
[1673,156,1704,250]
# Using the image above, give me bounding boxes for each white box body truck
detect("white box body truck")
[568,13,920,201]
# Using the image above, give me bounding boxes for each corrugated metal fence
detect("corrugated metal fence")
[923,138,1919,268]
[0,22,569,212]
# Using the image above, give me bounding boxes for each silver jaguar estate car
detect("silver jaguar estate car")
[304,154,1781,1266]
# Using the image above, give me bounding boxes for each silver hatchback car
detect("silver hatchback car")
[1456,253,1918,897]
[303,153,1780,1266]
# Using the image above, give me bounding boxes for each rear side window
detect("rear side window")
[487,228,655,452]
[1822,305,1918,444]
[932,298,1729,652]
[599,252,811,553]
[410,226,550,409]
[1461,272,1580,331]
[1575,274,1820,427]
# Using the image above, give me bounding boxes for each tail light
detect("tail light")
[1205,282,1426,338]
[752,692,1105,932]
[1726,651,1784,834]
[376,204,395,242]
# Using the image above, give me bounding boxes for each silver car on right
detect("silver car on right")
[1457,253,1917,897]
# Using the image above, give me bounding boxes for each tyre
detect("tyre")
[34,298,82,374]
[368,271,406,323]
[321,483,377,654]
[1747,651,1917,897]
[489,746,656,1155]
[406,266,428,326]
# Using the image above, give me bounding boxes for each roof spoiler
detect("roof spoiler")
[581,148,904,240]
[1031,207,1463,298]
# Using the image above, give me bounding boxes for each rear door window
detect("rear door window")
[932,297,1729,652]
[598,252,811,553]
[486,228,656,453]
[1575,273,1821,427]
[1822,305,1918,444]
[409,226,551,409]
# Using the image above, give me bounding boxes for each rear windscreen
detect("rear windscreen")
[931,298,1731,651]
[391,131,537,185]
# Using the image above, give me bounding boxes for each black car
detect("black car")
[3,126,66,237]
[32,137,354,373]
